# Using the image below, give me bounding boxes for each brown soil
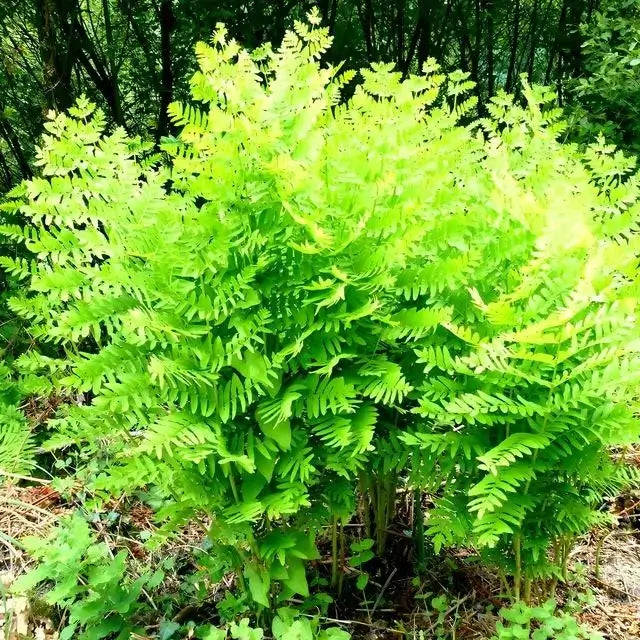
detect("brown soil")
[1,483,640,640]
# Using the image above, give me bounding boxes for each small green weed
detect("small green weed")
[13,514,164,640]
[491,600,602,640]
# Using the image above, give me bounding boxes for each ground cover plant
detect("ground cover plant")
[0,9,639,640]
[0,192,36,486]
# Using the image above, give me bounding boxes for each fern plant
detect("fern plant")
[0,363,34,480]
[0,188,35,481]
[400,119,640,598]
[3,11,640,607]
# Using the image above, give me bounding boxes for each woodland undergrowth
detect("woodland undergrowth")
[0,10,639,640]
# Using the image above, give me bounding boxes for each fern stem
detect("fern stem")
[331,515,339,590]
[561,537,571,582]
[513,533,522,601]
[497,567,512,598]
[228,468,240,503]
[412,488,426,574]
[374,475,383,554]
[338,519,346,596]
[371,471,397,556]
[594,530,608,580]
[359,475,372,541]
[549,539,561,597]
[386,474,396,544]
[523,574,532,604]
[234,559,247,594]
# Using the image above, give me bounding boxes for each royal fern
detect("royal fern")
[3,11,640,606]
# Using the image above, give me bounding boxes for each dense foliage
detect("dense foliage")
[0,0,616,193]
[15,514,166,640]
[490,600,601,640]
[572,0,640,152]
[0,363,34,480]
[1,15,638,632]
[0,2,639,639]
[0,220,34,482]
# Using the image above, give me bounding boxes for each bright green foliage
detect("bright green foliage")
[270,608,349,640]
[572,0,640,152]
[13,514,165,640]
[401,113,640,588]
[0,189,35,481]
[0,362,34,479]
[491,600,601,640]
[5,11,640,604]
[193,607,349,640]
[13,514,350,640]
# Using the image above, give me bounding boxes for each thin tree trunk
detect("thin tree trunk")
[157,0,175,140]
[403,2,427,76]
[328,0,339,34]
[0,118,31,180]
[486,0,495,98]
[523,0,538,80]
[319,0,339,34]
[356,0,376,61]
[547,0,568,102]
[544,0,564,84]
[396,0,405,69]
[566,0,583,77]
[0,149,13,189]
[433,1,453,62]
[101,0,123,125]
[456,0,473,73]
[71,15,126,127]
[471,0,482,98]
[118,0,158,84]
[506,0,521,92]
[366,0,376,57]
[35,0,74,111]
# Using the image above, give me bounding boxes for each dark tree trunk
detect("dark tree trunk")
[548,0,568,103]
[118,0,158,84]
[506,0,521,92]
[565,0,584,77]
[35,0,74,111]
[403,2,429,77]
[456,1,473,73]
[0,116,32,180]
[0,149,13,189]
[526,0,540,81]
[70,14,126,127]
[328,0,339,34]
[356,0,376,61]
[486,0,494,98]
[101,0,123,126]
[319,0,339,34]
[157,0,175,141]
[433,1,454,63]
[396,0,405,69]
[471,0,482,98]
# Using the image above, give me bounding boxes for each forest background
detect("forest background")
[2,2,640,640]
[0,0,637,191]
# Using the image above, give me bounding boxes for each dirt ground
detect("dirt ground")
[1,483,639,640]
[573,529,640,639]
